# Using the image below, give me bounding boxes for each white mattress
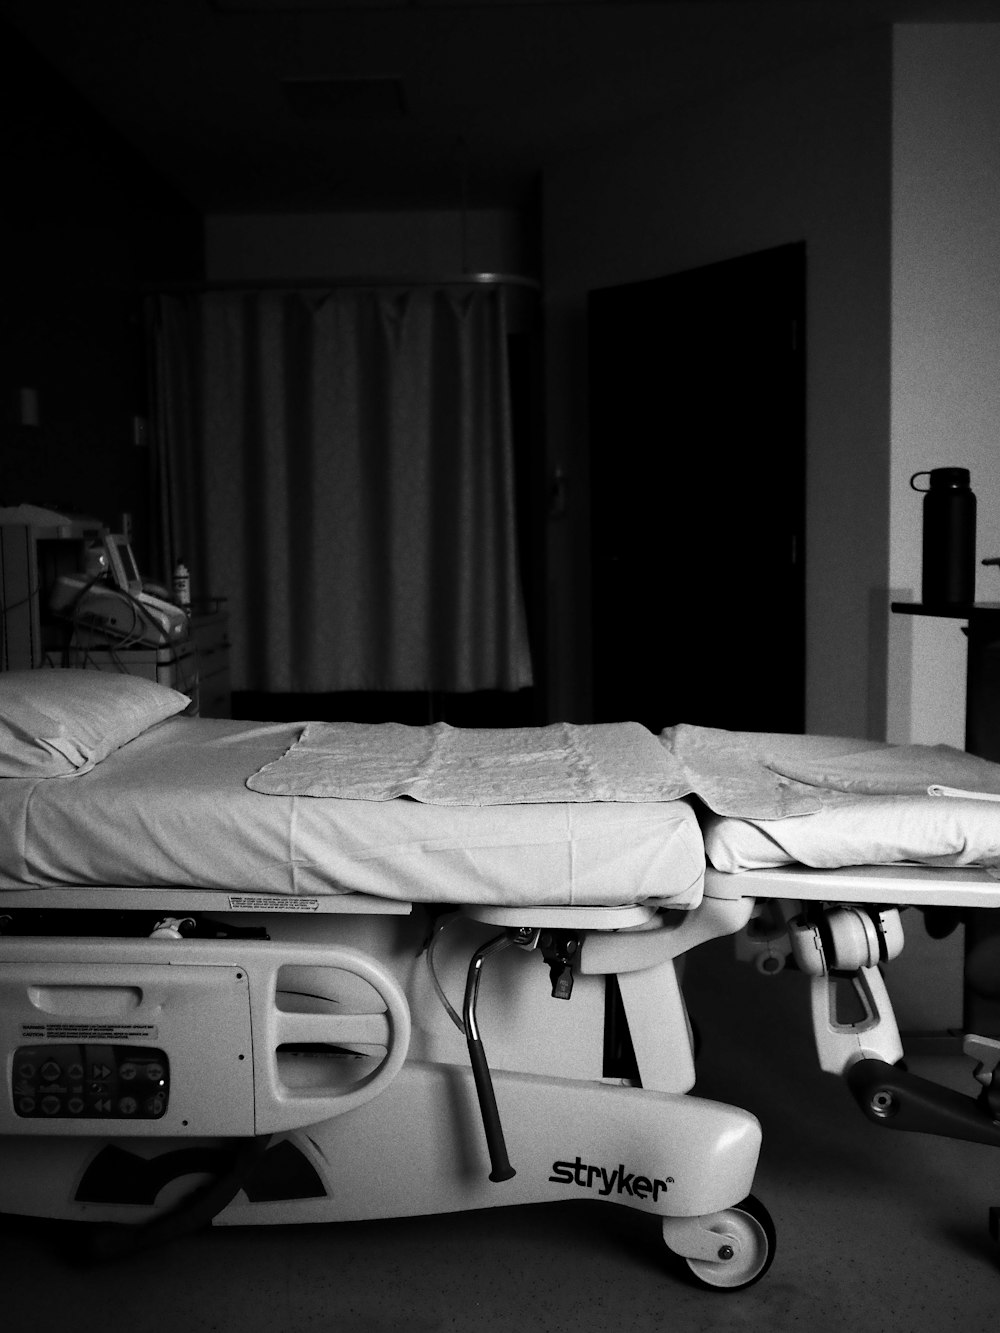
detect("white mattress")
[703,792,1000,876]
[0,718,705,908]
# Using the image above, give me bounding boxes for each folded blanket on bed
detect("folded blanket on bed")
[248,720,692,805]
[247,720,1000,817]
[666,724,1000,814]
[247,720,822,814]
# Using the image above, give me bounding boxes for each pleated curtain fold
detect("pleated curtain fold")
[148,285,533,694]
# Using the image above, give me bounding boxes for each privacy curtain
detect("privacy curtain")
[148,286,533,694]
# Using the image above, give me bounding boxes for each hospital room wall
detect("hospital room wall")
[204,210,537,288]
[542,31,894,736]
[887,25,1000,749]
[0,22,204,576]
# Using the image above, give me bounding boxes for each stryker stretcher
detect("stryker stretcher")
[2,687,1000,1288]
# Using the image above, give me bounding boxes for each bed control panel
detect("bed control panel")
[0,939,410,1136]
[12,1045,169,1121]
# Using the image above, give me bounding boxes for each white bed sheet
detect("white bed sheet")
[703,792,1000,876]
[0,717,705,908]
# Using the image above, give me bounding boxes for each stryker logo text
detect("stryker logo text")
[549,1157,674,1200]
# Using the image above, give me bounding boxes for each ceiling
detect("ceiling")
[4,0,1000,213]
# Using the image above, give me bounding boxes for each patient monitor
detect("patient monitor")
[49,532,189,648]
[103,531,143,597]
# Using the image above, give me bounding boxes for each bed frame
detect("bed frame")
[2,863,999,1281]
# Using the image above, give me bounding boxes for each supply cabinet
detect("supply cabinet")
[190,607,232,718]
[65,634,199,703]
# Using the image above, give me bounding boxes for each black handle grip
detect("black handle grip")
[467,1038,516,1182]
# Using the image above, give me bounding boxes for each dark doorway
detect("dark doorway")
[588,243,806,734]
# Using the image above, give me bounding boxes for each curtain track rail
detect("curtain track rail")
[143,272,541,294]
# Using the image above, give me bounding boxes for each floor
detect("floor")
[3,937,998,1333]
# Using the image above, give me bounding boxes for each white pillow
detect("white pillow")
[0,669,190,778]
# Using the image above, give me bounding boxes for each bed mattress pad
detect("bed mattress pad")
[703,792,1000,875]
[692,729,1000,876]
[0,718,705,907]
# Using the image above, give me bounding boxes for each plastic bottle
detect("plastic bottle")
[173,560,192,613]
[910,467,977,606]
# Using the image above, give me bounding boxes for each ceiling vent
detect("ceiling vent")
[281,75,407,119]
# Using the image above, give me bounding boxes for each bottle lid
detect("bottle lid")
[928,467,971,488]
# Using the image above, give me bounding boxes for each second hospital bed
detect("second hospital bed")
[1,669,1000,1286]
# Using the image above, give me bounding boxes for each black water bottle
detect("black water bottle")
[910,467,977,605]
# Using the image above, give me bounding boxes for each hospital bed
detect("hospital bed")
[1,671,1000,1287]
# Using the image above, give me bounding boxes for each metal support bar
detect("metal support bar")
[847,1057,1000,1150]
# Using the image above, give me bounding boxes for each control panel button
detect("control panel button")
[12,1045,170,1120]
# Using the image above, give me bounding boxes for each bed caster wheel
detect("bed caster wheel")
[666,1195,776,1291]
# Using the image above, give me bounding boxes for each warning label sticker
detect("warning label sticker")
[19,1023,158,1042]
[228,895,320,912]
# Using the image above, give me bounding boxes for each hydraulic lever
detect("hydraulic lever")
[463,931,520,1182]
